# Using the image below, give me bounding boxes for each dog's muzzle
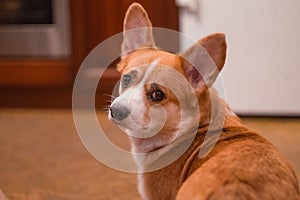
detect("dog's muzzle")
[109,104,130,121]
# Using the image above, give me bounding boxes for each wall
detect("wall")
[178,0,300,116]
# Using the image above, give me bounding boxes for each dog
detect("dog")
[108,3,299,200]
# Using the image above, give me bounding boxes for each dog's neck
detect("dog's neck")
[197,87,241,129]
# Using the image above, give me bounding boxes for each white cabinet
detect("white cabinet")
[179,0,300,116]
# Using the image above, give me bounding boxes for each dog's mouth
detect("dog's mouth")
[108,108,148,130]
[109,104,168,140]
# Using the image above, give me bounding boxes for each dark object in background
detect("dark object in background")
[0,0,53,24]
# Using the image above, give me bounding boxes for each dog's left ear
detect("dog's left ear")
[121,3,155,59]
[180,33,227,93]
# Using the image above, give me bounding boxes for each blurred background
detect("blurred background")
[179,0,300,116]
[0,0,299,199]
[0,0,178,108]
[1,0,299,115]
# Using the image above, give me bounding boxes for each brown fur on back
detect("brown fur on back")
[142,119,299,200]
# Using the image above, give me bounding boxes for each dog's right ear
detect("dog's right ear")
[121,3,155,59]
[180,33,227,94]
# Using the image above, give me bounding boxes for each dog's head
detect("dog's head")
[109,3,226,153]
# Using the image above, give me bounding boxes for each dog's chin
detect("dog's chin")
[110,117,167,142]
[119,122,151,137]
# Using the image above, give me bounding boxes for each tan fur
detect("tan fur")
[110,3,300,200]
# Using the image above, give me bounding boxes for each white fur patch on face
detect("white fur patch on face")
[111,59,161,134]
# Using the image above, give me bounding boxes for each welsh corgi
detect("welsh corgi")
[108,3,299,200]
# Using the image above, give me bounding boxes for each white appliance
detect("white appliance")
[178,0,300,116]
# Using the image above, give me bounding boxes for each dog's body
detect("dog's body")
[109,3,299,200]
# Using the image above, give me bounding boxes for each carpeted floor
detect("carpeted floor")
[0,109,299,199]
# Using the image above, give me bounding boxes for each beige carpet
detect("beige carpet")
[0,109,299,199]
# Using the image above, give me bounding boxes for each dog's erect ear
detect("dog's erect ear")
[180,33,227,93]
[121,3,155,58]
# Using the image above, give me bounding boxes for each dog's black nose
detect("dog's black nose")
[110,105,130,121]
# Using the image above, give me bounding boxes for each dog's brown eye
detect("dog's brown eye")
[150,90,165,102]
